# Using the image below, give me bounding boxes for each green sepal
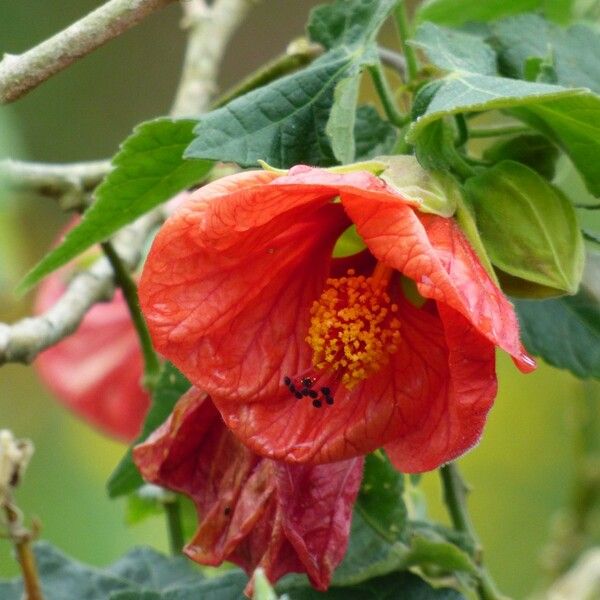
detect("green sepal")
[465,160,584,297]
[377,154,460,217]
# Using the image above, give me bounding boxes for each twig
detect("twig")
[0,0,252,364]
[393,0,418,84]
[0,0,177,104]
[0,212,162,365]
[440,464,507,600]
[378,47,407,78]
[170,0,253,116]
[0,159,111,210]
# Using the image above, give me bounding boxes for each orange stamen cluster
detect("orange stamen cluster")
[306,267,401,389]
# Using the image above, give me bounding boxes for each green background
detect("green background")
[0,2,597,598]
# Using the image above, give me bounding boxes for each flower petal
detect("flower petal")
[133,389,360,590]
[274,457,363,590]
[140,179,350,400]
[213,296,496,471]
[384,303,497,472]
[341,191,535,372]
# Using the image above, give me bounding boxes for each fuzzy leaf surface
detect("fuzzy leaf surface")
[19,119,212,292]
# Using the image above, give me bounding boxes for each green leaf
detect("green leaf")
[416,0,572,26]
[307,0,397,49]
[353,106,398,160]
[356,452,407,543]
[510,94,600,196]
[0,543,253,600]
[516,253,600,379]
[107,363,190,498]
[408,76,580,142]
[106,547,200,590]
[490,15,600,94]
[465,161,584,296]
[186,0,397,169]
[285,571,466,599]
[397,533,477,575]
[377,154,460,217]
[19,119,212,293]
[412,22,497,76]
[326,75,361,164]
[185,50,355,168]
[482,134,559,179]
[406,71,600,194]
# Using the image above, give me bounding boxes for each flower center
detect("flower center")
[305,264,401,389]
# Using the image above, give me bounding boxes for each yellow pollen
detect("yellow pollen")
[306,268,401,389]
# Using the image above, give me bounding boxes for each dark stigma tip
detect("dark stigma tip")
[326,396,334,405]
[283,376,291,385]
[308,390,318,398]
[320,387,331,396]
[294,391,303,400]
[312,399,322,408]
[301,388,311,397]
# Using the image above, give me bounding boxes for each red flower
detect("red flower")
[133,387,362,592]
[35,222,149,441]
[139,166,535,472]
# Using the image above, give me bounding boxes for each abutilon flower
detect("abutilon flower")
[139,166,535,472]
[133,387,362,591]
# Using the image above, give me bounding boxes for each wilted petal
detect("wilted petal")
[133,389,362,590]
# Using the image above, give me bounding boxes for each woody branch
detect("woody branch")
[0,0,253,365]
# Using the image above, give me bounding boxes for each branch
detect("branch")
[0,0,251,365]
[171,0,253,116]
[0,0,177,104]
[0,211,162,365]
[0,159,111,210]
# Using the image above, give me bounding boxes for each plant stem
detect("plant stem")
[469,125,531,138]
[0,159,111,210]
[100,241,160,390]
[393,0,418,84]
[368,63,409,128]
[3,504,43,600]
[440,463,506,600]
[212,38,322,108]
[0,0,176,104]
[164,498,184,556]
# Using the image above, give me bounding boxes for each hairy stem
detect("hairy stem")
[164,498,185,556]
[440,463,506,600]
[100,241,160,390]
[368,63,409,128]
[0,0,176,104]
[393,0,418,84]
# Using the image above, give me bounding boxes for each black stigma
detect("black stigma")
[301,377,314,388]
[301,388,311,397]
[283,376,291,386]
[312,399,322,408]
[289,384,296,393]
[320,387,331,396]
[325,396,335,405]
[294,391,303,400]
[308,390,318,399]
